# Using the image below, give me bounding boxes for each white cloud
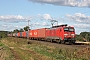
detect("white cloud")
[66,13,90,24]
[0,24,12,31]
[74,24,90,29]
[0,14,52,23]
[34,22,41,25]
[42,22,50,26]
[28,0,90,7]
[31,22,50,26]
[0,15,33,23]
[43,14,52,20]
[73,23,90,34]
[0,15,24,20]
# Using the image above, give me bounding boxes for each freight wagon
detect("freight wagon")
[29,28,47,40]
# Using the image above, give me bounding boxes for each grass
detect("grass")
[26,44,88,60]
[1,37,52,60]
[1,37,90,60]
[0,40,15,60]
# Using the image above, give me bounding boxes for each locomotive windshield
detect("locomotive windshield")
[64,27,74,32]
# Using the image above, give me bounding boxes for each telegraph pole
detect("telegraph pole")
[27,20,30,40]
[28,20,30,29]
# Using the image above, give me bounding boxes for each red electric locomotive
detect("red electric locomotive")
[46,24,76,44]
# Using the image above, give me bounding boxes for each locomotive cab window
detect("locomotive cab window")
[64,28,68,31]
[69,28,74,32]
[64,27,74,32]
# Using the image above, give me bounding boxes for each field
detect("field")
[0,37,90,60]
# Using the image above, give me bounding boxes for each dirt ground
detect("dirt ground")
[0,46,5,60]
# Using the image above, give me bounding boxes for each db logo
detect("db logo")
[30,33,32,35]
[34,31,37,35]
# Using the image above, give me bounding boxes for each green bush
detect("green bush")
[0,31,8,38]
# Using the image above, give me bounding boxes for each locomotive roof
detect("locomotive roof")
[52,24,67,28]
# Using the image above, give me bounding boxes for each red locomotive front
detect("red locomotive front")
[62,26,75,43]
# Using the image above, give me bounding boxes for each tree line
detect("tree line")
[12,26,29,33]
[76,32,90,42]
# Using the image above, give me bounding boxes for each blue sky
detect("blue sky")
[0,0,90,34]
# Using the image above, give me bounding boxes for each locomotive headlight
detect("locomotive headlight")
[71,34,75,37]
[64,34,68,37]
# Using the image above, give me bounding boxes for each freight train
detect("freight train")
[8,24,76,44]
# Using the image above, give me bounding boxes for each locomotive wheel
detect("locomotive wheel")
[57,39,61,44]
[50,39,53,42]
[61,40,65,44]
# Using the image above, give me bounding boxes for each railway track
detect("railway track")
[27,39,90,49]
